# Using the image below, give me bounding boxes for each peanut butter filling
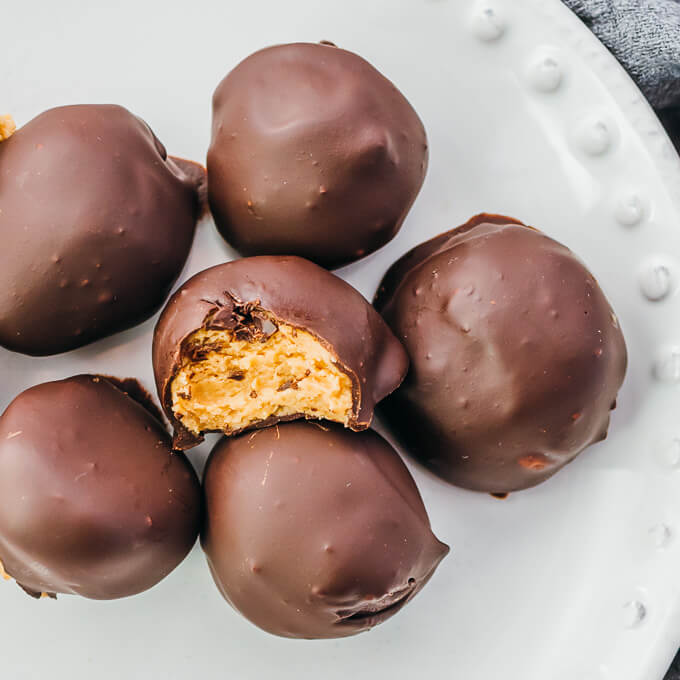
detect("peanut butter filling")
[171,321,353,435]
[0,558,10,581]
[0,115,16,141]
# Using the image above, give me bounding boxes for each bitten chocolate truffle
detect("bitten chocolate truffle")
[202,421,448,639]
[374,214,628,494]
[207,42,428,269]
[153,256,408,449]
[0,375,201,599]
[0,105,205,356]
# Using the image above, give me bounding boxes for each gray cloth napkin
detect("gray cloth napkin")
[562,2,680,678]
[563,0,680,150]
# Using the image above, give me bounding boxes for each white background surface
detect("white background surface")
[4,0,680,678]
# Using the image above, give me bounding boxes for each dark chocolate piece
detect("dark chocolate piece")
[0,375,201,599]
[201,421,449,638]
[207,42,427,269]
[153,256,408,449]
[0,105,205,356]
[375,214,628,493]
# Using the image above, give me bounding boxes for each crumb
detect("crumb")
[0,115,16,141]
[0,558,10,581]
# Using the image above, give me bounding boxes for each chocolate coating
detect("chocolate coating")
[0,375,201,599]
[202,421,448,638]
[153,255,408,449]
[0,105,205,356]
[375,214,628,493]
[208,42,427,269]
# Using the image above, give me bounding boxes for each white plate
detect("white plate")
[4,0,680,678]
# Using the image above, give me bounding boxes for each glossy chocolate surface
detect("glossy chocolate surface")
[0,375,201,599]
[375,214,628,493]
[202,421,448,638]
[153,256,408,448]
[208,42,427,268]
[0,105,205,355]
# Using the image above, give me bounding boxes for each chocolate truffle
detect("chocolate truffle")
[153,256,408,449]
[0,105,205,356]
[207,42,428,269]
[374,214,628,493]
[202,421,448,638]
[0,375,201,599]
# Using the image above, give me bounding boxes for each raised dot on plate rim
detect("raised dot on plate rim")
[575,117,613,156]
[615,193,647,226]
[528,53,563,92]
[649,523,672,549]
[623,600,647,628]
[652,347,680,383]
[653,436,680,470]
[638,257,675,302]
[469,4,506,41]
